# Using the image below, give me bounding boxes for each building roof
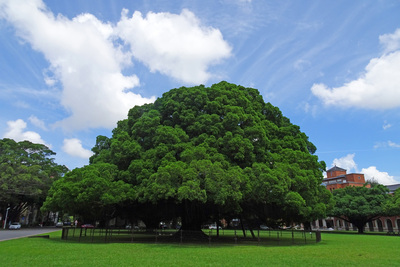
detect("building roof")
[326,166,346,172]
[323,175,346,181]
[386,184,400,194]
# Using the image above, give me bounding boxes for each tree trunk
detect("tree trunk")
[180,215,202,231]
[249,229,256,239]
[240,219,246,238]
[175,201,207,240]
[357,224,365,234]
[142,218,159,230]
[355,222,365,234]
[216,213,220,238]
[179,201,205,231]
[303,221,312,231]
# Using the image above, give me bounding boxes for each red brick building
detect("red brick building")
[323,166,370,192]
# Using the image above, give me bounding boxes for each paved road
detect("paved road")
[0,227,61,242]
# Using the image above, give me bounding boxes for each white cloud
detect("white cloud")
[331,153,358,173]
[380,28,400,54]
[361,166,398,185]
[14,100,30,109]
[3,119,49,147]
[388,141,400,148]
[115,9,232,84]
[329,153,400,185]
[374,140,400,149]
[383,121,392,130]
[311,28,400,110]
[1,1,231,131]
[0,0,155,131]
[43,68,57,87]
[62,138,93,159]
[293,59,311,71]
[301,102,319,117]
[29,115,47,130]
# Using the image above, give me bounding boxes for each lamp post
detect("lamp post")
[3,207,10,229]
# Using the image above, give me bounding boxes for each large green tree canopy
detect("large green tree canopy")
[329,183,390,233]
[92,82,331,229]
[46,81,331,230]
[0,138,68,220]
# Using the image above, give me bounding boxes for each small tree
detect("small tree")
[329,184,389,233]
[0,138,68,222]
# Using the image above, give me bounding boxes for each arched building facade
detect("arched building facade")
[313,166,400,233]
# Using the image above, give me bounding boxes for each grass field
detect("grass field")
[1,230,399,266]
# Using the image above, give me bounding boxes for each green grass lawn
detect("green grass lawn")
[1,230,399,266]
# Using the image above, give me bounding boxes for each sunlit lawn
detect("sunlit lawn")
[1,230,399,266]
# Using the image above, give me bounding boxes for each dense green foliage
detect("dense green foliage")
[42,163,134,223]
[44,81,331,229]
[329,184,390,233]
[0,138,68,221]
[384,188,400,215]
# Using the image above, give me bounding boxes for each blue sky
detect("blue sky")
[1,0,400,184]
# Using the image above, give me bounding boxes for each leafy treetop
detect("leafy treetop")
[50,81,331,229]
[329,183,390,233]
